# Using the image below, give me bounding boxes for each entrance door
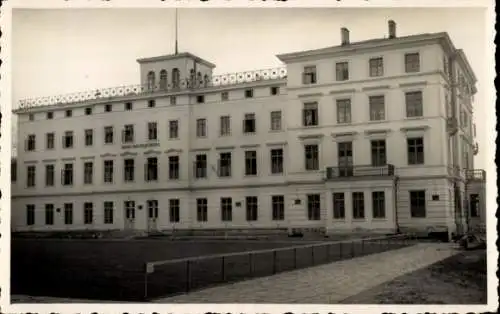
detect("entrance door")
[454,186,464,235]
[147,200,159,232]
[124,200,136,230]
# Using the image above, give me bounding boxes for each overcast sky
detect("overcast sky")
[11,8,490,168]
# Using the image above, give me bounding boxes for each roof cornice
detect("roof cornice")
[137,52,216,69]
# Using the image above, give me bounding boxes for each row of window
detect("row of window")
[17,137,425,187]
[302,91,423,127]
[302,53,421,85]
[24,111,284,152]
[24,190,422,227]
[27,85,281,122]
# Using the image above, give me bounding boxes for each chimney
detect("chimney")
[388,20,396,39]
[341,27,350,45]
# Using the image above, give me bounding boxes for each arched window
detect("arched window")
[189,69,195,88]
[159,70,168,90]
[147,71,155,91]
[172,68,180,89]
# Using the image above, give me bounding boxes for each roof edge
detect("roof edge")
[137,52,216,69]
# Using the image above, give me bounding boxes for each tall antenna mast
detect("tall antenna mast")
[174,8,179,55]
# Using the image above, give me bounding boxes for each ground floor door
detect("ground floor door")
[147,200,159,232]
[454,186,464,235]
[124,200,136,230]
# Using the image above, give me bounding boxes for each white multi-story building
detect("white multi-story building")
[11,21,486,238]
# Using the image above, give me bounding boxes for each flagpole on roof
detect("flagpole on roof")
[174,8,179,55]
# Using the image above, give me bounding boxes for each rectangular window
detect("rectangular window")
[196,95,205,103]
[169,120,179,139]
[26,134,36,151]
[307,194,321,220]
[27,165,36,187]
[270,86,280,95]
[145,157,158,181]
[245,150,257,176]
[47,112,54,119]
[244,89,254,98]
[405,53,420,73]
[104,201,114,224]
[65,110,72,117]
[170,96,177,106]
[271,195,285,221]
[103,160,114,183]
[194,154,207,179]
[148,100,156,108]
[407,137,424,165]
[352,192,365,219]
[218,152,232,177]
[369,95,385,121]
[196,198,208,222]
[469,194,480,218]
[85,107,92,115]
[221,197,233,222]
[270,148,283,174]
[105,104,112,112]
[302,66,317,84]
[83,162,93,184]
[62,163,73,186]
[336,62,349,81]
[169,156,180,180]
[29,113,34,121]
[371,140,387,167]
[372,191,386,218]
[270,111,282,131]
[45,164,55,187]
[26,205,35,226]
[337,99,351,124]
[410,190,426,218]
[11,160,17,182]
[45,204,54,225]
[221,92,229,101]
[124,159,135,182]
[304,144,319,171]
[122,124,134,143]
[104,126,114,144]
[147,199,159,220]
[125,102,133,111]
[333,193,345,219]
[63,131,74,149]
[46,133,55,150]
[405,91,423,117]
[64,203,73,225]
[196,118,207,137]
[84,129,93,146]
[169,199,180,222]
[369,57,384,77]
[338,141,353,176]
[148,122,158,141]
[302,102,318,126]
[246,196,258,221]
[243,113,256,133]
[220,116,231,136]
[84,202,93,224]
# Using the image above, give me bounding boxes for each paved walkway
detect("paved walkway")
[153,243,460,304]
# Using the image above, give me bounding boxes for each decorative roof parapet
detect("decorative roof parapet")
[15,67,287,112]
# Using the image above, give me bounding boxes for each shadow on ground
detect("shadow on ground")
[341,249,487,304]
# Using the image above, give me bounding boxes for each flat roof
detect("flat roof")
[136,52,216,69]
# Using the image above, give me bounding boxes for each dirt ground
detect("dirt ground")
[341,249,487,304]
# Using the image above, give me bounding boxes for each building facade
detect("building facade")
[11,21,486,238]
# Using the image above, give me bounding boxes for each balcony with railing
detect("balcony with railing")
[325,164,395,180]
[465,169,486,182]
[15,67,288,112]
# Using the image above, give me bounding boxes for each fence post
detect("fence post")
[272,250,277,274]
[293,248,297,269]
[249,253,253,276]
[186,260,191,292]
[221,256,226,282]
